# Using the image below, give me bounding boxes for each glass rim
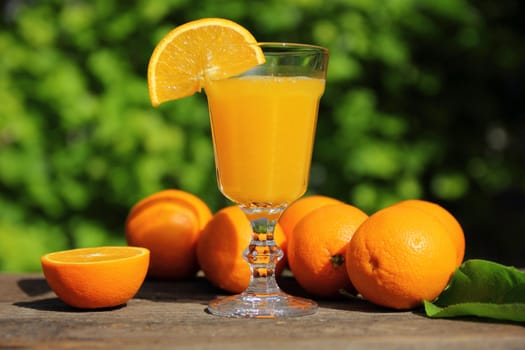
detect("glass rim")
[253,42,329,54]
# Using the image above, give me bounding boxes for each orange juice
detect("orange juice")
[205,76,325,205]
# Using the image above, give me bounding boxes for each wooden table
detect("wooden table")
[1,273,524,349]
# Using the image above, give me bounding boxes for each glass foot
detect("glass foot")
[207,291,318,318]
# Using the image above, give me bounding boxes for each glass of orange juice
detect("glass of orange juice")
[204,43,329,318]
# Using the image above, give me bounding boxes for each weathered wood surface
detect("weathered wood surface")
[1,273,524,349]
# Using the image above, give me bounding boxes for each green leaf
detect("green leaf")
[424,259,525,322]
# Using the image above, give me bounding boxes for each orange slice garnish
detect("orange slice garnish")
[147,18,265,107]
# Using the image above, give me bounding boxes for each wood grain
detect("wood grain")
[1,273,524,349]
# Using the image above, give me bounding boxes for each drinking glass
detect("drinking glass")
[204,43,329,318]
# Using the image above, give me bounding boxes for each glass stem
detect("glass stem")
[240,205,285,296]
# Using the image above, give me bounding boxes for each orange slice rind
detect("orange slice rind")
[147,18,265,107]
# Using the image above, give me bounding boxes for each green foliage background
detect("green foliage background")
[1,0,524,271]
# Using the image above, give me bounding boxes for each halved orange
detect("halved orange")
[147,18,265,106]
[41,246,150,309]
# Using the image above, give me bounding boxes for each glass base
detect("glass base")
[207,291,318,318]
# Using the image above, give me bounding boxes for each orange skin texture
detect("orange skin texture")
[41,247,149,309]
[288,203,368,299]
[197,206,286,293]
[125,190,212,279]
[394,199,465,266]
[346,205,457,310]
[279,195,342,265]
[280,195,343,240]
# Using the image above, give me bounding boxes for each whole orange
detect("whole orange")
[394,199,465,266]
[125,189,212,279]
[41,246,149,309]
[280,195,342,240]
[279,195,342,266]
[287,203,368,299]
[197,205,286,293]
[346,205,457,310]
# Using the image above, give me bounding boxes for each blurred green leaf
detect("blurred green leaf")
[1,0,524,271]
[0,221,67,272]
[346,142,402,179]
[16,6,57,47]
[431,172,469,200]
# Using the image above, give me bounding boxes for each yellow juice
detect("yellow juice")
[205,76,325,205]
